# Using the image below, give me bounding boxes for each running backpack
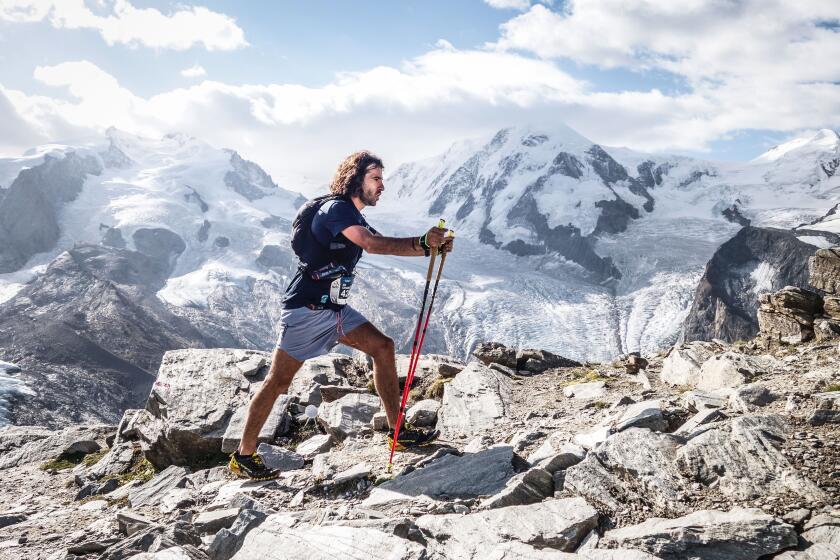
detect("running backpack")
[290,194,342,267]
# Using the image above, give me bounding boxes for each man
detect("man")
[229,151,453,480]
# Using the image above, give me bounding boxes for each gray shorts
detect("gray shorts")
[276,305,369,361]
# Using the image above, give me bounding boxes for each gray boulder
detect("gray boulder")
[0,424,114,469]
[255,443,304,472]
[87,441,137,479]
[697,352,763,391]
[137,349,283,468]
[416,498,598,555]
[294,434,334,459]
[406,399,440,427]
[773,543,840,560]
[317,393,381,440]
[437,362,514,439]
[129,465,189,509]
[565,428,687,517]
[527,440,586,472]
[208,508,268,560]
[394,353,465,383]
[802,513,840,546]
[810,247,840,294]
[473,341,517,369]
[677,415,826,502]
[481,465,554,509]
[607,399,667,432]
[288,354,353,406]
[230,514,426,560]
[220,394,292,453]
[808,392,840,425]
[661,341,718,387]
[600,508,798,560]
[365,445,518,509]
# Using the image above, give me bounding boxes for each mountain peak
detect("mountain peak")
[753,128,840,164]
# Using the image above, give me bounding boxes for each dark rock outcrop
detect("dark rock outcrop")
[757,286,823,343]
[0,152,102,272]
[0,244,216,427]
[131,227,186,277]
[682,227,820,343]
[809,247,840,294]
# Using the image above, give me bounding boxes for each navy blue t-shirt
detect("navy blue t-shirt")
[283,199,378,309]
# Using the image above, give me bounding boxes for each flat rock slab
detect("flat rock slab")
[129,465,189,509]
[600,508,798,560]
[371,445,517,502]
[295,434,334,459]
[416,498,598,555]
[317,393,381,440]
[194,508,240,534]
[230,514,426,560]
[481,465,554,509]
[437,362,513,439]
[774,543,840,560]
[802,513,840,546]
[255,443,304,472]
[563,381,607,399]
[608,399,666,432]
[0,424,114,469]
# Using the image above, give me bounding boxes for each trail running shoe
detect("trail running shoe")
[228,451,280,481]
[388,422,440,451]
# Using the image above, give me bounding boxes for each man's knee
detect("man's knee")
[371,335,395,360]
[263,349,303,392]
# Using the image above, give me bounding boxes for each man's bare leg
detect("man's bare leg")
[237,348,303,455]
[339,322,400,429]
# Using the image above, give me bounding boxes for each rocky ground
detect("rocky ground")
[3,248,840,559]
[0,332,838,560]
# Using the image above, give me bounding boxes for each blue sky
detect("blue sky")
[1,0,839,183]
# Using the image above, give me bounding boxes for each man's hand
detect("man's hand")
[441,234,454,254]
[423,226,447,249]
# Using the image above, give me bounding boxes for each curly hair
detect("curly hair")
[329,151,384,198]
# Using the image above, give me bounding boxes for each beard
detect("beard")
[360,188,379,206]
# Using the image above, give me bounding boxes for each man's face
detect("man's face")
[359,166,384,207]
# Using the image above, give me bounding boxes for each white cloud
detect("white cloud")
[0,0,247,51]
[494,1,840,83]
[484,0,532,10]
[181,65,207,79]
[3,3,840,189]
[487,1,840,151]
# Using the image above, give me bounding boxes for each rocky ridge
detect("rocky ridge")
[1,291,839,558]
[3,253,840,559]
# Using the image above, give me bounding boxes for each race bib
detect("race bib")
[329,275,354,305]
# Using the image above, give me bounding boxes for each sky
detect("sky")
[1,0,839,192]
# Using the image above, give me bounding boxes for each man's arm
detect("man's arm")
[342,225,424,256]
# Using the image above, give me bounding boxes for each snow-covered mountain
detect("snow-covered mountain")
[376,125,840,358]
[1,125,840,426]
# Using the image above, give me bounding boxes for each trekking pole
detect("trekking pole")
[407,228,454,383]
[387,220,445,472]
